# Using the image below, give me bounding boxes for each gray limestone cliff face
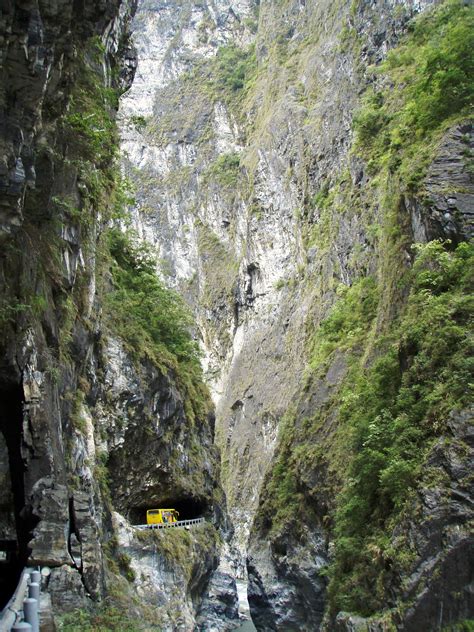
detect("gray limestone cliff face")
[119,0,473,630]
[0,0,137,234]
[0,1,228,627]
[0,0,137,609]
[119,0,306,566]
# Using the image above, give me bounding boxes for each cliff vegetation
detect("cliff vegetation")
[8,0,468,629]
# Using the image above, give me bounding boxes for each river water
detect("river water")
[234,622,257,632]
[234,579,257,631]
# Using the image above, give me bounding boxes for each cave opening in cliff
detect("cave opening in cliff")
[129,497,207,525]
[0,381,31,608]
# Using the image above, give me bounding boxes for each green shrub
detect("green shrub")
[254,410,305,536]
[353,93,389,147]
[105,229,210,423]
[106,229,201,367]
[443,622,474,632]
[353,2,474,189]
[213,44,257,94]
[57,606,143,631]
[204,152,241,187]
[129,115,148,131]
[308,277,379,371]
[327,240,474,616]
[0,295,47,329]
[116,552,136,583]
[62,70,118,168]
[394,5,474,132]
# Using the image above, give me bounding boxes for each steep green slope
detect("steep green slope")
[0,1,227,627]
[248,2,473,629]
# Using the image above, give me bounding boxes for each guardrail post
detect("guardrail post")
[31,570,41,585]
[28,582,40,600]
[23,597,39,632]
[12,622,32,631]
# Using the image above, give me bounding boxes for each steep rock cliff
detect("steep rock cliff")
[2,0,470,629]
[0,1,228,628]
[0,0,136,609]
[119,0,473,630]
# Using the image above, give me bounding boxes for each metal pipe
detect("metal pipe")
[28,583,40,601]
[23,598,39,632]
[30,571,41,586]
[0,570,29,632]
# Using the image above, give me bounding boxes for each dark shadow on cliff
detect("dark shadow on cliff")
[0,381,32,607]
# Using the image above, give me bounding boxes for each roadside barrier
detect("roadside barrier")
[135,517,205,530]
[0,569,41,632]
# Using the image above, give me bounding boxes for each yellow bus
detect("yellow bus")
[146,508,179,525]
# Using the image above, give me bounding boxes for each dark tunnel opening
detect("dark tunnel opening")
[129,497,208,526]
[0,382,32,609]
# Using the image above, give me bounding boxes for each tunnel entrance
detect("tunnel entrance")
[0,381,31,609]
[129,498,207,526]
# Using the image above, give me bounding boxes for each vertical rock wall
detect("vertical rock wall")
[0,0,137,609]
[0,1,228,627]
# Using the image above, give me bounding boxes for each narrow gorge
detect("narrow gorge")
[0,0,472,631]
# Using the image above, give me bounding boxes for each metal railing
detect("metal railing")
[0,568,41,631]
[0,520,206,627]
[0,570,29,631]
[135,517,205,530]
